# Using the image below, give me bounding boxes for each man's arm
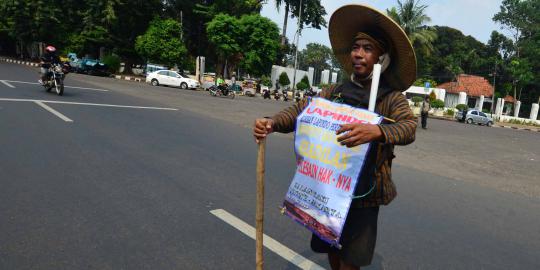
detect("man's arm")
[378,92,417,145]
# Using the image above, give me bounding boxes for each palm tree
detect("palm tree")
[387,0,437,55]
[275,0,290,46]
[275,0,327,46]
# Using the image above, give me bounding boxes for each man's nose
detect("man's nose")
[352,49,365,59]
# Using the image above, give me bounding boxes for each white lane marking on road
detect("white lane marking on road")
[210,209,326,270]
[0,98,178,111]
[0,80,15,88]
[1,80,109,92]
[34,101,73,122]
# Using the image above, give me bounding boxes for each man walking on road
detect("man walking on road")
[421,95,431,129]
[253,4,417,270]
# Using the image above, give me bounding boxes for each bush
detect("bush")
[300,75,310,87]
[445,109,455,116]
[102,54,121,73]
[412,96,424,106]
[278,72,290,87]
[296,81,309,91]
[430,99,445,109]
[260,75,271,87]
[456,104,468,111]
[482,108,491,114]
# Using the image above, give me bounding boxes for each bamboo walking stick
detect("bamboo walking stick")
[256,139,266,270]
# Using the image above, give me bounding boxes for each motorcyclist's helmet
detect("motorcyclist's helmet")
[45,46,56,53]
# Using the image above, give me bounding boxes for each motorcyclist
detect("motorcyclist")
[39,45,60,85]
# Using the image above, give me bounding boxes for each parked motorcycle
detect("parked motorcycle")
[305,88,316,97]
[282,89,289,101]
[42,63,69,96]
[209,84,236,99]
[295,91,302,102]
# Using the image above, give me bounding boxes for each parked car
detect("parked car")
[455,109,493,126]
[146,70,200,89]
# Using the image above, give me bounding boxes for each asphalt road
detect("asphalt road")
[1,61,539,270]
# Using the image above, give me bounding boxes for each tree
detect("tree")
[387,0,437,56]
[206,14,242,77]
[207,13,280,78]
[298,43,331,71]
[279,72,291,88]
[135,18,187,68]
[274,0,327,46]
[238,14,280,77]
[493,0,540,110]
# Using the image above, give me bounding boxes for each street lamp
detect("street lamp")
[291,0,303,98]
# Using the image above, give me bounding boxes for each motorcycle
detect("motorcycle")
[262,89,271,99]
[305,88,316,97]
[282,89,289,101]
[42,63,69,96]
[295,91,302,102]
[273,90,281,100]
[209,84,236,99]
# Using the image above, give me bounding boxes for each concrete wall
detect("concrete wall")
[270,65,314,90]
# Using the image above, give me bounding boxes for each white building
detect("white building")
[270,65,314,90]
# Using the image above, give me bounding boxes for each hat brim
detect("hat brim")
[329,4,417,91]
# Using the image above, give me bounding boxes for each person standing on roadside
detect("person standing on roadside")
[421,95,431,129]
[253,4,417,270]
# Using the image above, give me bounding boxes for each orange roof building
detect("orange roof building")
[437,74,495,109]
[438,74,494,98]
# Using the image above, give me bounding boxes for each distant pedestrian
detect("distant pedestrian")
[421,95,431,129]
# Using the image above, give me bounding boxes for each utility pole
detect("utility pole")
[291,0,303,98]
[491,62,497,113]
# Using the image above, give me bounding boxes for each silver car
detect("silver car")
[455,109,494,126]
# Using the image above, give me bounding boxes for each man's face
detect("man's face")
[350,39,383,78]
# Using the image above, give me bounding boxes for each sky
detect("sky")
[260,0,505,50]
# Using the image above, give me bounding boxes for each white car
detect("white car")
[146,70,200,90]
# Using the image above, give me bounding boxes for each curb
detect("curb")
[419,115,540,133]
[0,57,40,67]
[493,124,540,133]
[0,56,145,83]
[113,75,144,83]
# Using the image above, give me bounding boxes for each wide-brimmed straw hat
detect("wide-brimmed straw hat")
[329,4,417,91]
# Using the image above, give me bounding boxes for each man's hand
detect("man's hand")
[253,118,274,144]
[336,123,383,147]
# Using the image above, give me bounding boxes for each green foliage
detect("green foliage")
[387,0,437,55]
[207,14,242,61]
[279,72,291,87]
[207,13,280,77]
[493,0,540,109]
[135,18,187,67]
[413,78,438,87]
[296,81,309,91]
[412,96,424,106]
[237,14,280,76]
[456,104,468,111]
[102,54,121,73]
[260,75,272,87]
[430,99,445,109]
[300,75,310,87]
[482,109,491,114]
[445,109,455,116]
[298,43,332,72]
